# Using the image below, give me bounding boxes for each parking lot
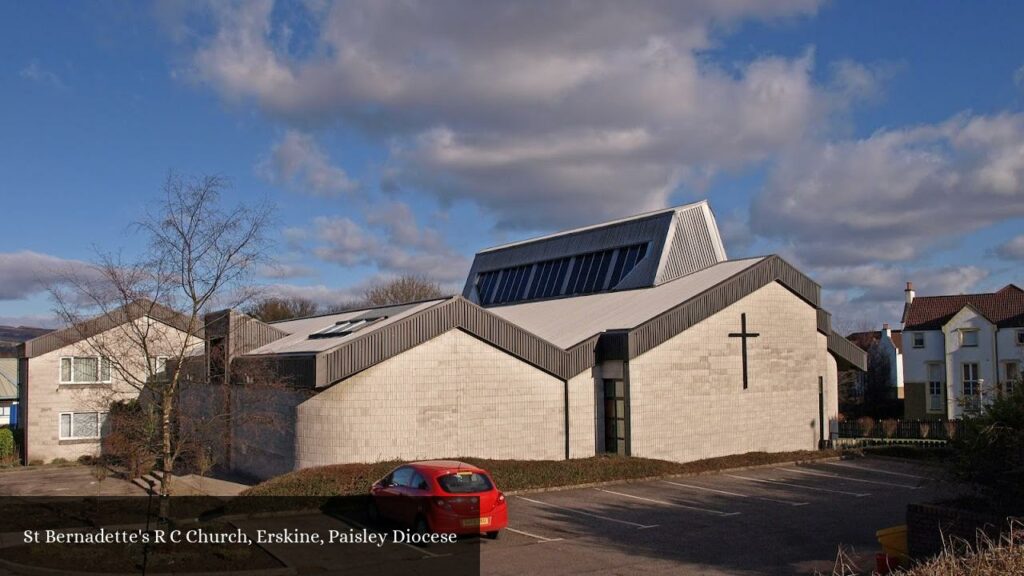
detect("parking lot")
[230,457,952,575]
[477,457,950,575]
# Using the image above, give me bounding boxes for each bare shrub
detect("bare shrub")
[881,419,898,438]
[919,422,931,439]
[858,416,875,438]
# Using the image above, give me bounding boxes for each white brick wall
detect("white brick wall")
[25,319,198,463]
[568,369,596,458]
[628,281,828,462]
[294,328,566,468]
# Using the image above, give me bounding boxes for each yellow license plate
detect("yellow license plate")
[462,517,491,527]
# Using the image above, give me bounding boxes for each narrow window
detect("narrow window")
[1016,330,1024,346]
[912,333,925,348]
[962,363,980,413]
[927,363,944,412]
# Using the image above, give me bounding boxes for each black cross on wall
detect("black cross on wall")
[728,313,760,390]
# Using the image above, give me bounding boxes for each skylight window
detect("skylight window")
[310,316,385,339]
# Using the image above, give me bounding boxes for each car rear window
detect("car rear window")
[437,471,494,494]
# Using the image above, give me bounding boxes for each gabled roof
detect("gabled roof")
[903,284,1024,330]
[18,300,198,358]
[237,253,865,388]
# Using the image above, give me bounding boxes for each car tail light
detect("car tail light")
[495,492,506,506]
[433,497,452,510]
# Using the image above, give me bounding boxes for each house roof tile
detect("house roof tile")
[903,284,1024,330]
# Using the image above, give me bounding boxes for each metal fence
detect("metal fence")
[836,418,967,441]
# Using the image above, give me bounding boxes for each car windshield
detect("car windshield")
[437,471,493,494]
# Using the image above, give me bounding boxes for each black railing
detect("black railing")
[836,418,967,441]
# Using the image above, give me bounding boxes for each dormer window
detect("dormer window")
[960,329,979,348]
[310,316,385,339]
[912,333,925,348]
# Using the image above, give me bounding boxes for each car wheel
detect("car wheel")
[485,530,501,540]
[367,500,380,524]
[413,516,432,546]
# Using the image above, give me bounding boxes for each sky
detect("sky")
[1,0,1023,332]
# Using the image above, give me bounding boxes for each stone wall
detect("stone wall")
[294,328,566,469]
[628,281,827,462]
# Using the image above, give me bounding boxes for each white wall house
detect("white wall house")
[9,302,200,463]
[902,282,1024,420]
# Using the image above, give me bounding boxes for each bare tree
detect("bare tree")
[361,274,445,306]
[242,296,319,322]
[51,174,272,499]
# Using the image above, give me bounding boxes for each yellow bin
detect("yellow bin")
[876,525,908,560]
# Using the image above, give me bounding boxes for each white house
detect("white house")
[5,302,201,463]
[846,324,904,399]
[902,282,1024,419]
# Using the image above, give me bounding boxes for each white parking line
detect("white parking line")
[516,495,659,529]
[819,461,930,479]
[505,527,564,543]
[725,474,870,497]
[596,488,741,517]
[661,480,809,506]
[786,467,920,489]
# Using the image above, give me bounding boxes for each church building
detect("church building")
[196,201,865,480]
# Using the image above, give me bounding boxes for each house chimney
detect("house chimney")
[882,322,891,336]
[905,282,915,304]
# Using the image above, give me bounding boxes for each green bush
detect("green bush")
[0,427,15,463]
[951,385,1024,507]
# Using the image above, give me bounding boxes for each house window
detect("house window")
[0,406,9,417]
[59,356,112,384]
[150,356,169,379]
[604,379,627,456]
[1017,330,1024,346]
[962,363,981,412]
[960,329,979,347]
[927,363,944,413]
[1006,362,1020,394]
[912,333,925,348]
[58,412,107,440]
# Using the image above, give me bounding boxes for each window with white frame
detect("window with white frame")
[59,412,107,440]
[960,329,979,347]
[927,363,944,412]
[912,332,925,348]
[59,356,112,384]
[962,363,981,412]
[150,356,169,379]
[0,406,9,417]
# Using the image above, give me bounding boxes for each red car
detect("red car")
[368,461,508,539]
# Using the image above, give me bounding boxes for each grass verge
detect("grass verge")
[242,449,841,497]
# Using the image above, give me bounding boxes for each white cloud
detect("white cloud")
[19,59,66,90]
[0,251,96,301]
[753,112,1024,266]
[258,130,358,196]
[181,0,826,228]
[995,234,1024,260]
[1015,64,1024,91]
[305,201,469,284]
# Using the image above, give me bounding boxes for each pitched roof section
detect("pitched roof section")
[246,300,446,355]
[462,201,727,305]
[903,284,1024,330]
[490,257,767,348]
[249,254,863,387]
[21,300,198,358]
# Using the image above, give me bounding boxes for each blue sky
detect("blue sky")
[1,1,1022,331]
